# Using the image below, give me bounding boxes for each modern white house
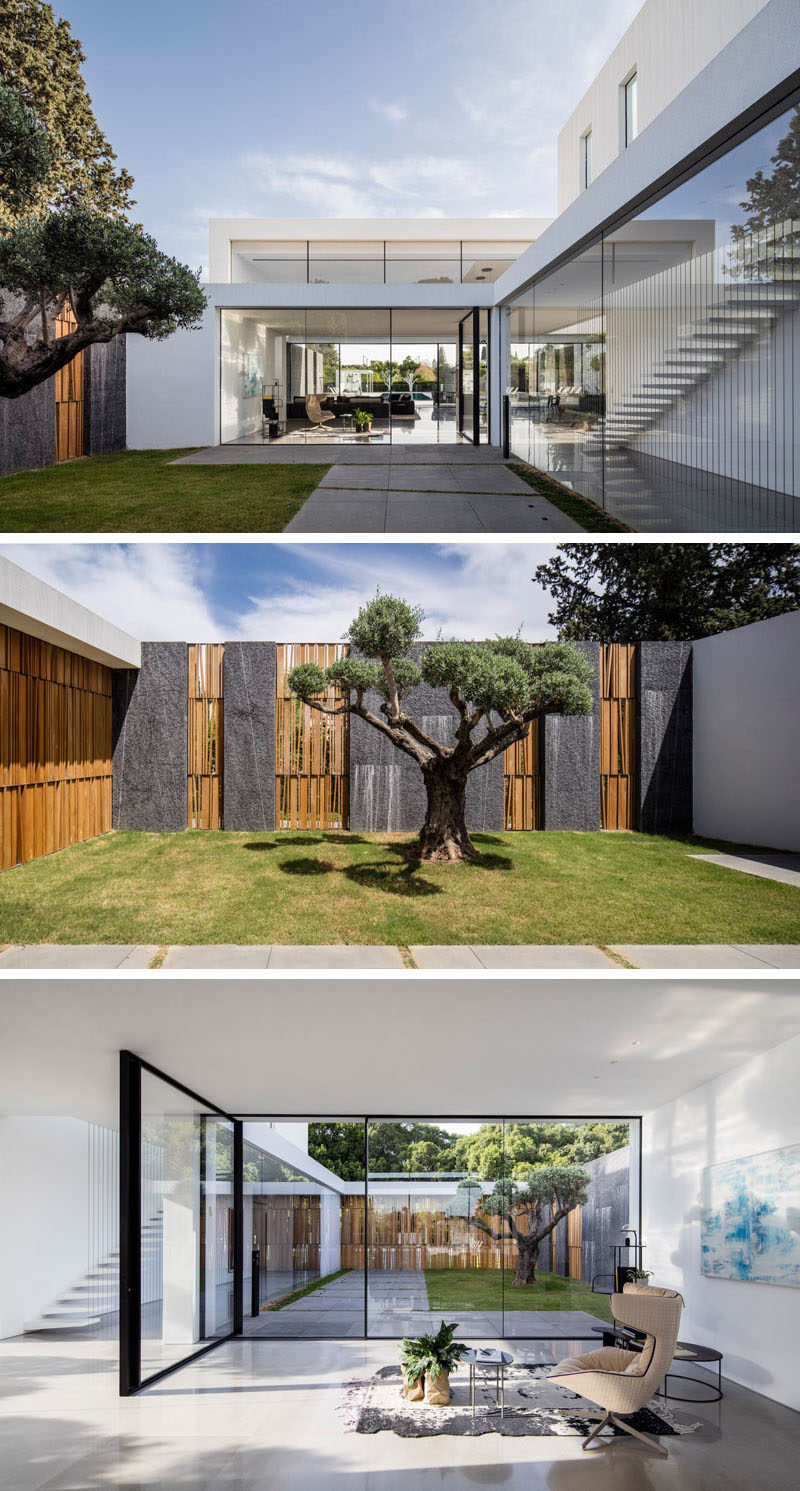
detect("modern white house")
[122,0,800,530]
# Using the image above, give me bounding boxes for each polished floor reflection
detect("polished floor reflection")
[2,1334,797,1490]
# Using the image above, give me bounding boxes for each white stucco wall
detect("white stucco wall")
[0,1118,90,1340]
[126,303,216,449]
[693,610,800,851]
[557,0,771,211]
[643,1030,800,1411]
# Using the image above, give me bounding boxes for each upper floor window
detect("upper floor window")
[581,130,593,190]
[623,72,638,148]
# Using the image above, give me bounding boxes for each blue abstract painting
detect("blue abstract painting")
[700,1144,800,1287]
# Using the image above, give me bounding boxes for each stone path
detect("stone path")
[1,943,797,969]
[172,443,583,532]
[244,1268,605,1341]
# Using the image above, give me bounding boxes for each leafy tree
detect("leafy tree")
[0,206,207,397]
[449,1164,591,1286]
[368,357,398,389]
[535,544,800,642]
[288,592,592,862]
[395,354,421,391]
[0,0,134,225]
[449,1121,629,1177]
[729,105,800,278]
[307,1121,456,1179]
[0,81,52,219]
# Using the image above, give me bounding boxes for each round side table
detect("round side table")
[661,1341,723,1402]
[462,1347,514,1417]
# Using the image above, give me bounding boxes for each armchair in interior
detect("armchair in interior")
[305,393,336,433]
[548,1284,684,1458]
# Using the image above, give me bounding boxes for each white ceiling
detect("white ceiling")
[2,978,799,1127]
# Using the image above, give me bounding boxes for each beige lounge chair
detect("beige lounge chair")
[548,1283,684,1457]
[306,393,335,433]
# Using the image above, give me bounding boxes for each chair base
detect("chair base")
[582,1410,669,1458]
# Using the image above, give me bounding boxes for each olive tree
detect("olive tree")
[288,592,593,863]
[448,1165,591,1286]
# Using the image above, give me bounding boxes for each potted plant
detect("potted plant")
[628,1268,653,1284]
[353,407,373,437]
[399,1320,467,1406]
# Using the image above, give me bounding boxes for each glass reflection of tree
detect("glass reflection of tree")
[729,105,800,280]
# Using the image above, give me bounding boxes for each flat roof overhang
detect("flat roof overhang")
[2,977,799,1128]
[0,555,141,670]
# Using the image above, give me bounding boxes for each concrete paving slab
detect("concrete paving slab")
[386,465,462,491]
[450,465,534,494]
[285,489,388,531]
[0,944,159,968]
[690,851,800,888]
[318,464,390,489]
[472,945,618,968]
[410,946,484,969]
[161,945,272,969]
[609,944,779,968]
[732,945,800,968]
[267,945,406,968]
[384,493,485,531]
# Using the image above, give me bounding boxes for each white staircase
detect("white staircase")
[23,1210,163,1334]
[589,279,800,453]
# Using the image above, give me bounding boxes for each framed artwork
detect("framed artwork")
[700,1142,800,1287]
[242,353,261,399]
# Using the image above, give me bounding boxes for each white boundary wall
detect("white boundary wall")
[693,610,800,851]
[0,1118,90,1339]
[643,1030,800,1411]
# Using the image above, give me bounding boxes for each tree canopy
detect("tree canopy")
[535,543,800,642]
[448,1163,592,1285]
[288,592,593,859]
[730,104,800,276]
[307,1120,629,1180]
[0,0,134,226]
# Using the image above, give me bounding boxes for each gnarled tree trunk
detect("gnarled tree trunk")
[417,765,474,862]
[512,1237,541,1287]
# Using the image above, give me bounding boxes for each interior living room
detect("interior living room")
[1,976,798,1486]
[220,306,486,447]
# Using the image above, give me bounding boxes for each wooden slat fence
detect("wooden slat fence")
[188,644,224,829]
[0,624,112,870]
[54,306,84,462]
[504,719,543,829]
[338,1195,583,1275]
[276,643,349,830]
[600,643,638,830]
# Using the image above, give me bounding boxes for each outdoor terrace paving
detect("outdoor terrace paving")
[1,943,799,968]
[244,1270,606,1342]
[171,444,583,531]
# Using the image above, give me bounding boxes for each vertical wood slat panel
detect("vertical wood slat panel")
[600,643,637,830]
[54,306,84,462]
[337,1195,583,1277]
[504,716,543,830]
[0,623,112,871]
[275,643,349,830]
[187,643,224,829]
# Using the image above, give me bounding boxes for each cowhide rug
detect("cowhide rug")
[353,1364,703,1438]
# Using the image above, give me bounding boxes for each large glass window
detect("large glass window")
[506,91,800,528]
[623,73,638,148]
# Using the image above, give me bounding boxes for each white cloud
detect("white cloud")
[370,100,408,124]
[0,544,560,644]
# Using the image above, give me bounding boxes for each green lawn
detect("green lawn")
[0,829,797,947]
[0,450,328,532]
[263,1268,352,1312]
[509,462,632,532]
[424,1269,613,1322]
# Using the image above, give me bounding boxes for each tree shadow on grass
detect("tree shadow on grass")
[277,855,441,898]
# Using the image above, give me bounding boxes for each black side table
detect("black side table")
[661,1342,723,1403]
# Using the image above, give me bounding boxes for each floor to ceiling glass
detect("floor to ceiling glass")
[506,89,800,530]
[220,308,467,446]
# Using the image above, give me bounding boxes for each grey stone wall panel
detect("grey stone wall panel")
[223,642,277,831]
[544,641,601,832]
[112,642,187,832]
[639,643,693,834]
[0,380,55,477]
[85,337,126,455]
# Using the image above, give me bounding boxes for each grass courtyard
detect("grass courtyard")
[424,1269,613,1322]
[0,828,797,947]
[0,450,329,532]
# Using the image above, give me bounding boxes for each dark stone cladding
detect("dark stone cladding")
[0,379,55,477]
[638,642,693,834]
[112,643,187,832]
[222,642,277,831]
[349,645,504,835]
[552,1147,630,1281]
[543,640,601,831]
[85,337,126,456]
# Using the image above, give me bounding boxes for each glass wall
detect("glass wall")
[231,239,531,284]
[220,308,465,446]
[506,91,800,529]
[139,1069,235,1382]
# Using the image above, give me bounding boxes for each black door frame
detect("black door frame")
[457,307,480,444]
[119,1050,242,1396]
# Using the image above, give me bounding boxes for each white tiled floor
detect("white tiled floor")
[2,1335,798,1489]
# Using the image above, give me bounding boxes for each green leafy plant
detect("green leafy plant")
[399,1319,467,1385]
[352,407,372,430]
[628,1268,652,1283]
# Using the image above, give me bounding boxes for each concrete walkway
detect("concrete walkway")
[689,851,800,888]
[172,442,582,532]
[245,1268,605,1341]
[1,942,798,969]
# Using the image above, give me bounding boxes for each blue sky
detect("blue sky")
[1,543,562,641]
[62,0,640,271]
